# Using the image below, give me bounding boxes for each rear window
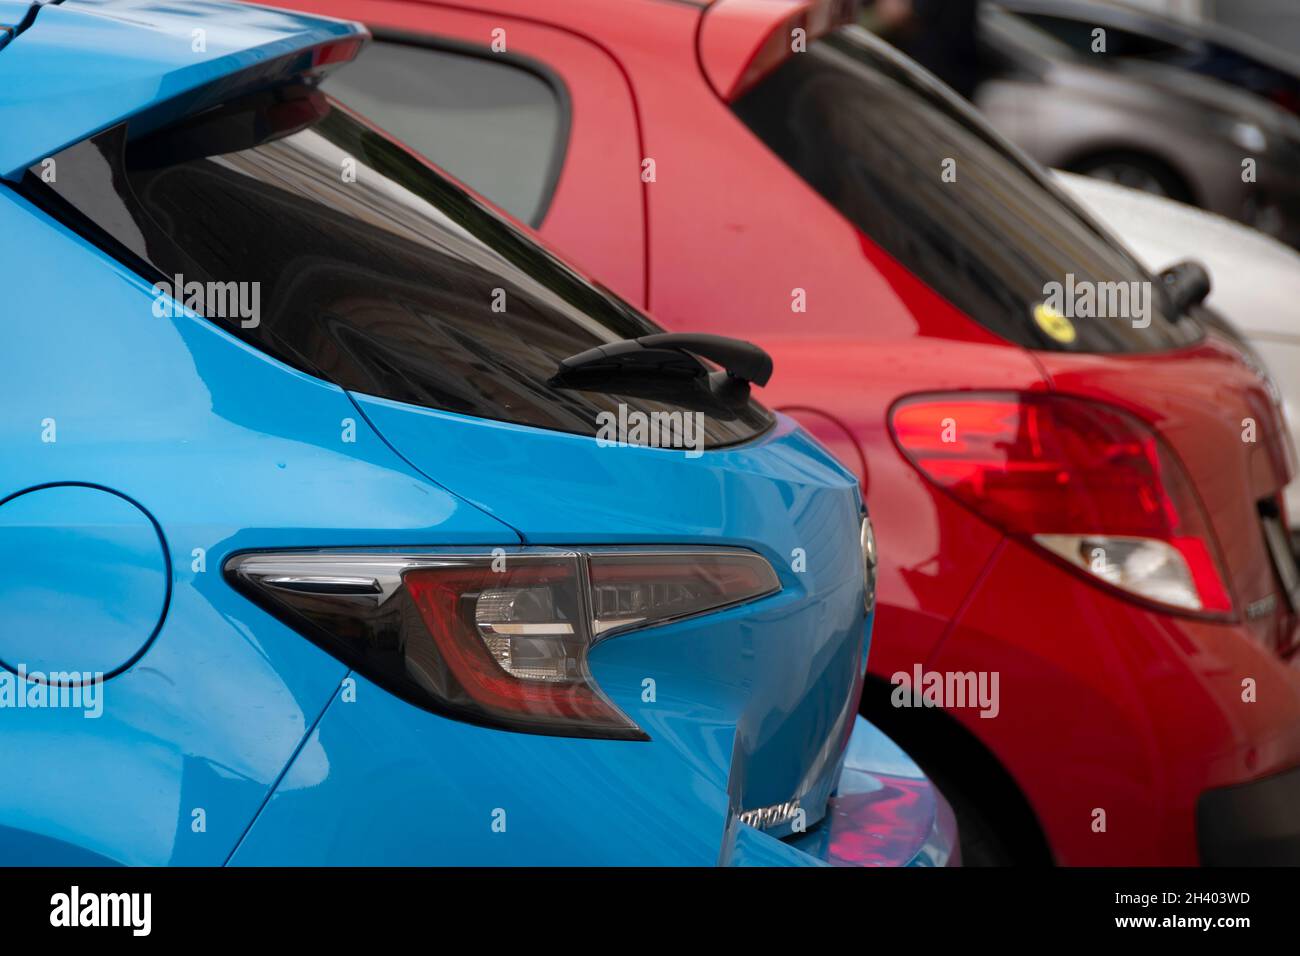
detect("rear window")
[732,25,1203,353]
[321,38,567,226]
[22,83,770,446]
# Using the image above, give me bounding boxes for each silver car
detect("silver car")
[974,5,1300,247]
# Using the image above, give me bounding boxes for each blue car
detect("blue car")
[0,0,956,866]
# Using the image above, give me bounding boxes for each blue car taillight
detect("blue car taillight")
[226,548,779,740]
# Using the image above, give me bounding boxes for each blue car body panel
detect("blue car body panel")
[0,483,170,676]
[351,395,871,837]
[0,2,37,51]
[0,0,958,866]
[0,0,363,180]
[229,565,866,865]
[0,186,518,864]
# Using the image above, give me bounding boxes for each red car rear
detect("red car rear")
[267,0,1300,865]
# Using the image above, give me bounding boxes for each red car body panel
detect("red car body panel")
[270,0,1300,864]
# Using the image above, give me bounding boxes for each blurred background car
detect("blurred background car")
[868,0,1300,244]
[1054,169,1300,541]
[0,0,958,867]
[970,4,1300,246]
[999,0,1300,115]
[278,0,1300,865]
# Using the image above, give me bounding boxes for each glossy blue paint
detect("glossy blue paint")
[0,0,365,179]
[0,179,888,867]
[0,185,516,865]
[0,0,953,866]
[0,1,32,25]
[0,3,36,49]
[0,483,169,676]
[230,594,865,864]
[725,822,830,866]
[352,395,869,832]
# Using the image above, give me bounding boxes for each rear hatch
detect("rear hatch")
[1034,333,1298,654]
[5,1,870,860]
[713,6,1296,649]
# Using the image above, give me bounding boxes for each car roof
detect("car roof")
[0,0,364,181]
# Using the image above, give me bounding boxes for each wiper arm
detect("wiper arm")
[550,333,773,410]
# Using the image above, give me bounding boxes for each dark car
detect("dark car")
[973,6,1300,246]
[998,0,1300,114]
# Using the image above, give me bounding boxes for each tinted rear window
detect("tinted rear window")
[22,84,770,446]
[321,39,566,226]
[732,25,1203,353]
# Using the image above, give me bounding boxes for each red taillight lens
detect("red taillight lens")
[587,551,780,637]
[890,393,1233,616]
[310,36,366,70]
[226,548,779,739]
[404,559,629,734]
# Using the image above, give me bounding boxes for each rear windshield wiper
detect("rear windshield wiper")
[550,333,773,411]
[1159,259,1211,319]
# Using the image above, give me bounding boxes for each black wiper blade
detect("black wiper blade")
[1158,259,1211,319]
[550,332,772,411]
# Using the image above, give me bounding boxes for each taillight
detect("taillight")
[309,36,366,71]
[226,548,780,739]
[890,393,1233,617]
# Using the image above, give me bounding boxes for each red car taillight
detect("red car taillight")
[226,548,780,739]
[890,393,1233,617]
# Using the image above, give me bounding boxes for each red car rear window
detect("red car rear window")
[732,26,1205,354]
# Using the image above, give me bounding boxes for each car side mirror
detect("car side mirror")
[1159,259,1212,317]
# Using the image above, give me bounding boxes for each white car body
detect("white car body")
[1054,169,1300,525]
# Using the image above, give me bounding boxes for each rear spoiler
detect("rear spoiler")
[698,0,859,102]
[0,0,367,181]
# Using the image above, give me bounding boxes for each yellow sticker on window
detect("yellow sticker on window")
[1033,303,1077,344]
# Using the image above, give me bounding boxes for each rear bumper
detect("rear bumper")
[722,716,961,867]
[926,536,1300,864]
[1198,762,1300,865]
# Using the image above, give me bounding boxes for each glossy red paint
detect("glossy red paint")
[268,0,1300,864]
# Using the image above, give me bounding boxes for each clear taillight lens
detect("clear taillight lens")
[890,392,1233,617]
[226,548,779,739]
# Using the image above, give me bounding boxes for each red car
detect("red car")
[263,0,1300,865]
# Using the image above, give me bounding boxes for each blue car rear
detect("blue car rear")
[0,0,956,866]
